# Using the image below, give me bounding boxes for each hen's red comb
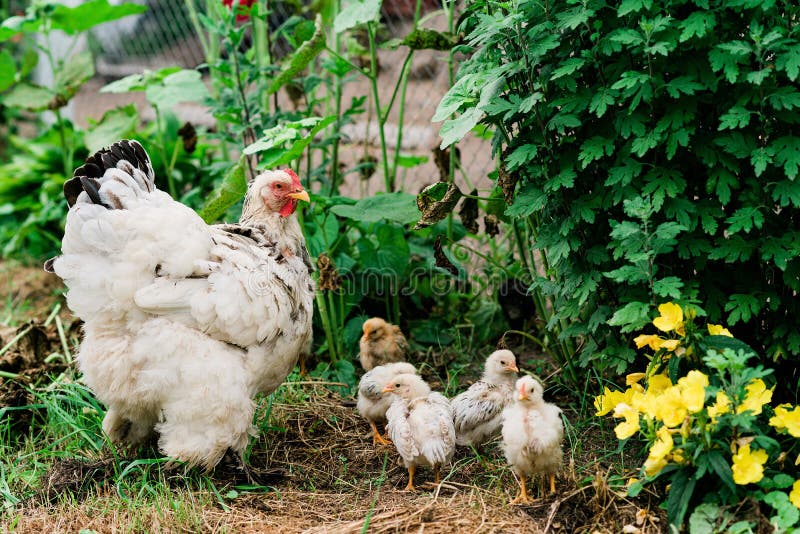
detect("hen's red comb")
[284,168,302,189]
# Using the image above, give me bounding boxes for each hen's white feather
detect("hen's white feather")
[50,141,314,469]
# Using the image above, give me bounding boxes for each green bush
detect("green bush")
[439,0,800,373]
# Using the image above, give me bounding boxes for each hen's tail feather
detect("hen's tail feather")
[64,140,155,208]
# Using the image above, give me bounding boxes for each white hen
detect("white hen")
[501,376,564,504]
[46,140,314,472]
[357,361,417,446]
[451,349,519,447]
[384,374,455,491]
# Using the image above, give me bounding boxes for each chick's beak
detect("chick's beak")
[287,188,310,203]
[507,364,519,373]
[382,384,394,393]
[518,383,527,401]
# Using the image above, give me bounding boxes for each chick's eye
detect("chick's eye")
[500,361,506,366]
[395,383,401,388]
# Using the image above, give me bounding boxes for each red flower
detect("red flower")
[222,0,256,22]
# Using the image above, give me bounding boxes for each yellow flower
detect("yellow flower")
[678,370,708,413]
[790,480,800,509]
[657,386,688,427]
[648,374,673,393]
[595,386,638,416]
[707,324,733,337]
[633,334,680,352]
[644,426,673,477]
[653,302,685,335]
[731,444,768,485]
[671,448,687,465]
[626,373,646,386]
[737,379,773,415]
[660,339,681,351]
[708,391,732,422]
[613,403,640,439]
[770,404,800,437]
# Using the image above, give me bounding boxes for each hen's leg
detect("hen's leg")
[403,465,416,491]
[510,474,533,505]
[370,421,392,445]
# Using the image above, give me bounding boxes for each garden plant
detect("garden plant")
[0,0,798,531]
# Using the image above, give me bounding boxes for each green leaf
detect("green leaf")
[725,294,762,324]
[653,277,683,298]
[590,90,615,117]
[145,69,210,109]
[357,223,411,278]
[54,52,95,95]
[267,14,325,95]
[84,105,139,153]
[395,154,428,168]
[2,83,54,110]
[664,76,704,98]
[707,451,736,494]
[505,144,538,170]
[767,88,800,111]
[401,28,458,51]
[439,107,483,149]
[0,16,37,42]
[608,301,651,332]
[750,147,773,177]
[618,0,652,16]
[771,136,800,180]
[50,0,147,34]
[199,158,247,223]
[550,58,586,80]
[505,185,547,217]
[718,106,751,130]
[579,136,614,168]
[245,116,336,168]
[333,0,381,33]
[776,44,800,81]
[631,130,661,157]
[772,180,800,207]
[330,192,419,225]
[679,11,716,42]
[708,48,741,83]
[666,470,696,528]
[0,49,15,92]
[726,207,764,234]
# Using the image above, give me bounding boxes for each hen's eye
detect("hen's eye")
[275,183,283,189]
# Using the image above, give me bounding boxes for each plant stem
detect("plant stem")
[366,22,392,192]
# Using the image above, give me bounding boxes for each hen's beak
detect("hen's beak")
[382,384,394,393]
[288,189,310,203]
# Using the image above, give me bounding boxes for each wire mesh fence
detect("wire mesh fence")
[76,0,495,192]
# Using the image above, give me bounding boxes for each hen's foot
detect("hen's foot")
[510,493,535,505]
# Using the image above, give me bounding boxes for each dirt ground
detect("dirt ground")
[0,265,667,534]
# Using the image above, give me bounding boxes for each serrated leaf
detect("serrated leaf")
[505,184,547,217]
[726,207,764,234]
[590,90,615,117]
[608,301,651,332]
[579,136,613,168]
[547,112,581,132]
[550,58,586,80]
[664,76,703,98]
[333,0,381,33]
[767,88,800,111]
[679,11,716,42]
[750,147,773,177]
[708,48,741,83]
[653,276,684,298]
[718,106,752,130]
[771,136,800,180]
[776,44,800,81]
[618,0,652,16]
[401,28,458,51]
[631,130,662,156]
[439,107,483,149]
[772,180,800,207]
[725,293,761,324]
[505,144,538,170]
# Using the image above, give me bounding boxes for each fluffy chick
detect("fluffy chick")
[359,317,410,371]
[357,362,417,446]
[384,374,455,491]
[451,349,519,447]
[501,376,564,505]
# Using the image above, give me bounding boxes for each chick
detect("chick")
[501,376,564,505]
[384,374,455,491]
[451,349,519,447]
[357,362,417,446]
[359,317,410,371]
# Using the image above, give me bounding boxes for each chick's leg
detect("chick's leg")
[510,474,533,505]
[549,473,556,494]
[370,421,392,445]
[403,465,416,492]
